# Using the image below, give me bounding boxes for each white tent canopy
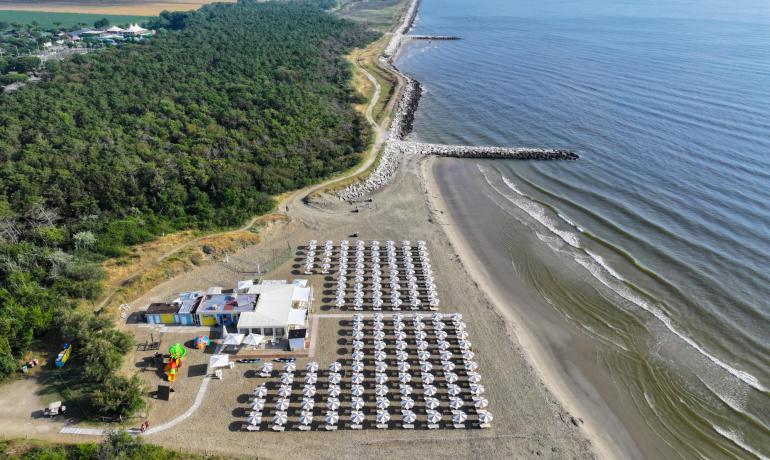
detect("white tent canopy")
[209,354,229,369]
[223,333,245,346]
[242,333,265,347]
[287,309,307,326]
[292,287,311,303]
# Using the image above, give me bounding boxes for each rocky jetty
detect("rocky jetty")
[337,0,577,202]
[408,35,462,40]
[405,142,578,160]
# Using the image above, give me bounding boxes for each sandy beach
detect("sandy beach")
[122,150,596,459]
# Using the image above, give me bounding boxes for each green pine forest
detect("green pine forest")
[0,0,377,387]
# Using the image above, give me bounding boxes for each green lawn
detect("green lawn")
[0,10,151,28]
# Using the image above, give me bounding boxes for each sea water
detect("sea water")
[398,0,770,458]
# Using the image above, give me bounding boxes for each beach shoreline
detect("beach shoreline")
[421,157,634,459]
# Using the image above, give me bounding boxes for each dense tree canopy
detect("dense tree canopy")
[0,0,377,383]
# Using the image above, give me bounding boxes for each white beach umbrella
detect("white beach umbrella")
[260,362,273,373]
[398,373,412,384]
[421,373,435,385]
[468,372,482,383]
[328,385,342,398]
[425,397,440,410]
[427,410,442,425]
[325,411,339,425]
[247,413,262,425]
[300,398,315,411]
[280,373,294,385]
[394,331,407,341]
[351,396,365,410]
[462,350,475,360]
[327,397,341,411]
[457,331,470,340]
[351,361,364,373]
[393,313,403,322]
[351,372,364,385]
[374,341,386,352]
[375,361,388,373]
[329,362,342,373]
[414,330,427,341]
[375,373,389,385]
[452,411,468,424]
[304,373,318,385]
[351,384,365,397]
[277,385,292,398]
[445,372,459,384]
[283,362,297,373]
[400,397,414,410]
[302,385,316,398]
[299,411,313,426]
[275,398,290,411]
[353,330,364,340]
[423,385,438,397]
[401,410,417,424]
[374,351,386,361]
[431,313,443,321]
[397,361,411,372]
[396,350,408,362]
[452,313,463,321]
[376,410,391,425]
[437,341,450,351]
[351,410,365,425]
[254,386,268,398]
[417,341,429,351]
[470,383,485,395]
[352,350,365,361]
[376,397,390,410]
[352,340,364,350]
[447,384,462,396]
[440,351,453,361]
[478,411,493,425]
[399,384,413,396]
[374,384,388,397]
[474,397,489,409]
[395,341,407,351]
[465,361,479,371]
[442,361,456,372]
[417,350,431,361]
[328,373,342,384]
[449,398,464,410]
[251,399,265,411]
[436,330,448,340]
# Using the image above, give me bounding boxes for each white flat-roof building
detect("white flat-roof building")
[236,281,310,339]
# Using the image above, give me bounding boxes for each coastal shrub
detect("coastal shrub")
[91,375,145,417]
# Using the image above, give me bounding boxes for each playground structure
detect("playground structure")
[164,343,186,382]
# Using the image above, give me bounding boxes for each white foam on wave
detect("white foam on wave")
[575,256,768,393]
[498,174,582,248]
[480,166,768,393]
[586,250,625,281]
[713,425,770,460]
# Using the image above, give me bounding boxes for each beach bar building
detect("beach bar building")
[236,281,310,340]
[173,291,202,325]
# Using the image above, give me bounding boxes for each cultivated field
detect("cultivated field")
[0,0,233,16]
[0,10,150,27]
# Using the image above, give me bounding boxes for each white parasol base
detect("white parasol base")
[325,425,338,431]
[376,423,389,429]
[272,425,285,432]
[402,423,414,429]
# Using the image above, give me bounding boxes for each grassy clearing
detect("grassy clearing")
[0,10,150,28]
[338,0,405,32]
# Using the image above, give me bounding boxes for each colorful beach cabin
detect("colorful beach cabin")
[174,291,202,325]
[145,302,180,325]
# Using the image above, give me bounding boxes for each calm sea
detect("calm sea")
[398,0,770,457]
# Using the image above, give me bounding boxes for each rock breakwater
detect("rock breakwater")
[337,0,577,202]
[405,142,578,160]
